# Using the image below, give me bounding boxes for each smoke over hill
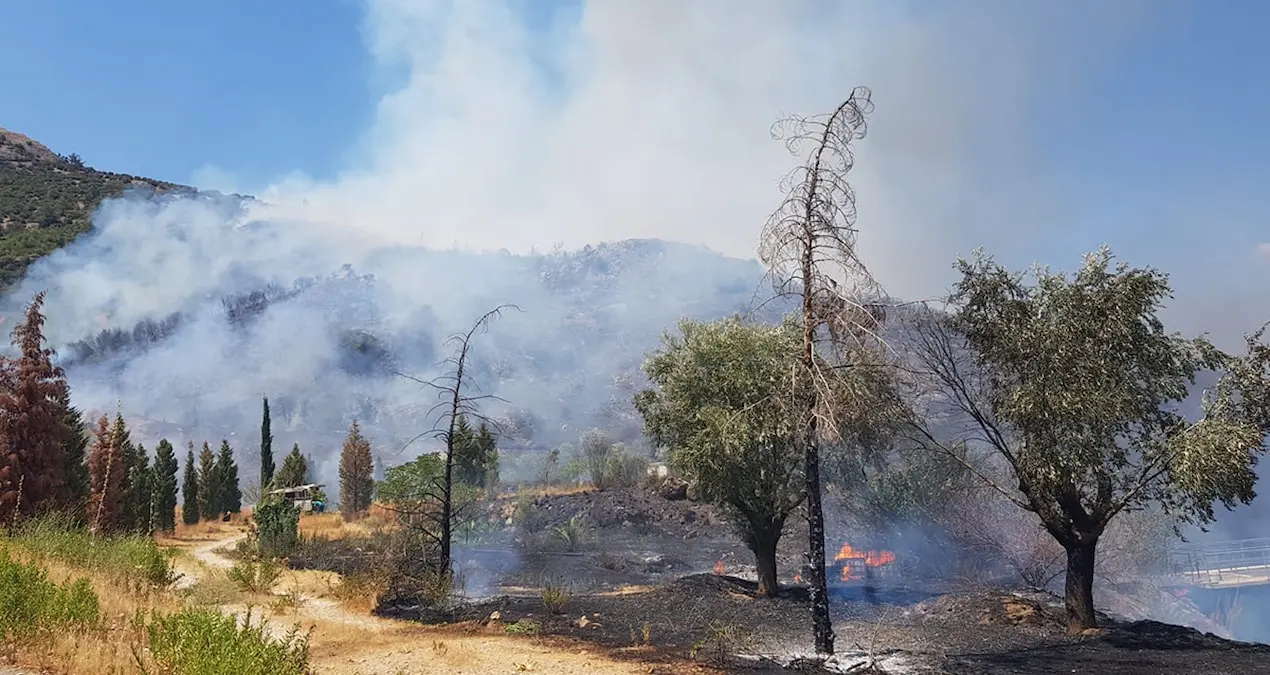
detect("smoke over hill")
[0,188,772,487]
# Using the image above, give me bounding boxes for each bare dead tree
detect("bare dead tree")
[756,86,886,655]
[394,304,519,575]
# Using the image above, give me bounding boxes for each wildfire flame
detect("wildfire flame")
[833,542,896,581]
[712,560,725,576]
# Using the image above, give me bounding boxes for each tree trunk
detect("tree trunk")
[751,524,781,598]
[1063,538,1098,633]
[805,434,834,653]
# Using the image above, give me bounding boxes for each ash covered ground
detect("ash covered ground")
[291,486,1270,674]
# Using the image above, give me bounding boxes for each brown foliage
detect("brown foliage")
[86,414,125,533]
[339,420,374,519]
[0,291,73,523]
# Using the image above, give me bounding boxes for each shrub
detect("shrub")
[229,559,282,594]
[146,608,311,675]
[0,553,100,643]
[551,514,592,552]
[255,497,300,559]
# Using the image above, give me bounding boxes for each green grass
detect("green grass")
[0,551,100,643]
[146,608,311,675]
[9,514,178,587]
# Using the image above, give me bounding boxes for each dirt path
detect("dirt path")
[176,528,686,675]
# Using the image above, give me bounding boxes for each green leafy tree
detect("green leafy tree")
[378,452,481,542]
[152,439,178,532]
[339,420,375,518]
[115,415,153,534]
[907,247,1270,632]
[181,442,199,525]
[196,442,218,520]
[274,444,307,489]
[215,440,242,516]
[260,397,275,489]
[636,318,805,597]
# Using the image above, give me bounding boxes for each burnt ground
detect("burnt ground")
[294,486,1270,674]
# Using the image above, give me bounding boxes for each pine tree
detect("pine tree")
[56,389,90,522]
[181,442,200,525]
[260,397,275,489]
[86,414,125,533]
[153,439,178,532]
[0,292,74,523]
[338,420,374,518]
[197,442,218,520]
[215,440,242,516]
[454,417,499,489]
[275,444,307,489]
[125,443,154,535]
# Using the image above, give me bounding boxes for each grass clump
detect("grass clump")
[504,619,541,635]
[11,514,177,587]
[541,577,571,615]
[0,552,100,643]
[146,607,311,675]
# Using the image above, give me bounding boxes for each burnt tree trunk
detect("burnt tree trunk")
[1063,537,1099,633]
[749,520,783,598]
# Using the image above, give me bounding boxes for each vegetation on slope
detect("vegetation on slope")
[0,127,191,288]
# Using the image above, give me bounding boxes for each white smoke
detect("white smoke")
[6,0,1266,491]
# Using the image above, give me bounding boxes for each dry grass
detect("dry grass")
[297,510,397,541]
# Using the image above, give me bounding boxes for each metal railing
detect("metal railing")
[1166,536,1270,588]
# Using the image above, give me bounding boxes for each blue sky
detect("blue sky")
[1,0,1267,324]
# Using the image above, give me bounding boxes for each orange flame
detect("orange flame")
[833,542,896,581]
[793,573,803,584]
[712,560,725,576]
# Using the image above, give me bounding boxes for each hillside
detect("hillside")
[0,129,778,482]
[0,127,191,288]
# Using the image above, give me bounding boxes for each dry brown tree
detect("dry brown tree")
[756,85,888,654]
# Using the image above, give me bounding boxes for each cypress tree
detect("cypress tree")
[181,442,200,525]
[338,420,374,518]
[260,397,275,489]
[153,439,178,532]
[197,442,218,520]
[215,440,242,516]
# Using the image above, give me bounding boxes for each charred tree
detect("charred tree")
[757,87,885,654]
[395,305,517,575]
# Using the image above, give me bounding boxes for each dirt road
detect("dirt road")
[177,528,688,675]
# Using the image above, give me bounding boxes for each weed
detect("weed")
[690,622,744,665]
[628,622,652,646]
[551,514,592,552]
[182,569,242,606]
[541,577,571,614]
[146,607,312,675]
[229,559,282,594]
[505,619,541,635]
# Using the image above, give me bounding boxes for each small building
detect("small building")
[265,483,327,513]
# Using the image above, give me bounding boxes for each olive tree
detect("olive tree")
[635,318,804,597]
[905,247,1270,632]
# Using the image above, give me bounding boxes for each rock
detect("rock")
[658,477,689,501]
[574,615,592,628]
